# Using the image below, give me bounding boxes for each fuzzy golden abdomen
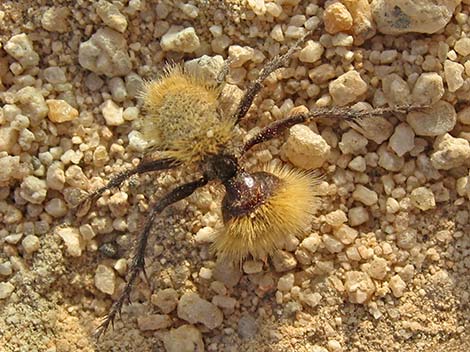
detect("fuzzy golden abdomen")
[213,164,321,264]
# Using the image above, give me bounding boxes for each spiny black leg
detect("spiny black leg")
[234,32,312,124]
[242,105,425,153]
[94,176,208,339]
[76,158,177,216]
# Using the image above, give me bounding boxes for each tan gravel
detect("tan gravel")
[0,1,469,352]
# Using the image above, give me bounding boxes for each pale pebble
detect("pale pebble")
[331,33,354,46]
[277,273,295,292]
[177,292,223,329]
[160,26,200,53]
[352,112,394,144]
[44,66,67,84]
[21,235,40,254]
[20,176,47,204]
[41,7,70,33]
[137,314,172,331]
[412,72,444,105]
[4,33,39,68]
[372,0,459,35]
[396,229,417,249]
[348,156,366,172]
[0,155,20,183]
[329,70,367,106]
[282,124,330,169]
[78,27,132,77]
[151,288,178,314]
[381,73,411,105]
[322,235,344,253]
[344,271,375,304]
[327,340,342,352]
[389,123,415,157]
[114,258,127,275]
[199,267,213,280]
[407,101,456,137]
[228,45,255,68]
[56,227,84,257]
[108,77,128,102]
[386,198,400,213]
[94,264,115,295]
[410,187,435,210]
[265,2,282,17]
[0,128,18,154]
[65,165,88,189]
[367,256,388,280]
[454,37,470,57]
[352,185,378,206]
[334,224,358,245]
[389,274,406,297]
[378,145,404,172]
[243,260,263,274]
[179,3,199,18]
[300,234,321,253]
[299,40,324,63]
[96,0,128,33]
[46,162,65,190]
[123,106,139,121]
[128,130,148,152]
[300,292,322,308]
[272,250,297,272]
[338,129,368,155]
[163,325,204,352]
[16,87,48,125]
[0,282,15,299]
[194,226,216,244]
[212,295,237,310]
[184,55,224,84]
[430,133,470,170]
[0,262,13,276]
[101,99,124,126]
[325,209,347,227]
[348,206,369,226]
[270,24,284,42]
[45,198,68,217]
[247,0,266,16]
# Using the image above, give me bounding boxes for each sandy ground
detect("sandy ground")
[0,1,469,351]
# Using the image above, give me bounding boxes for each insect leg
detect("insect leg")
[76,158,177,216]
[242,105,424,153]
[234,32,312,124]
[94,176,208,339]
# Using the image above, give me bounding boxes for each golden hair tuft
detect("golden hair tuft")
[212,163,322,264]
[140,64,235,163]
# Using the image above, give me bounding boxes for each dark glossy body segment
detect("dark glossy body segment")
[222,171,280,222]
